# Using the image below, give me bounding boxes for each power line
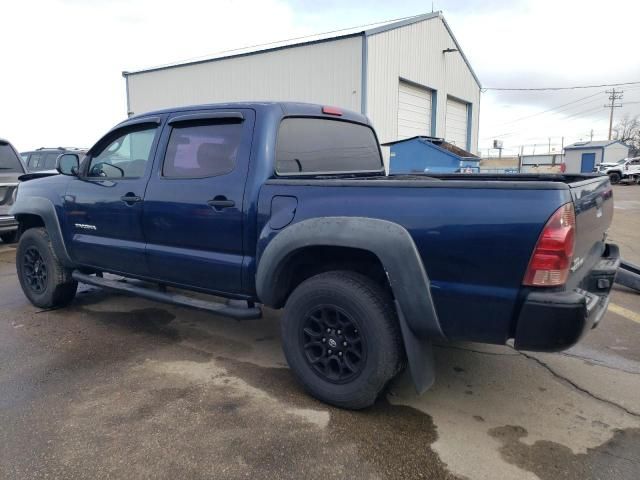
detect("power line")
[486,90,604,131]
[482,80,640,92]
[562,104,606,121]
[481,101,606,140]
[481,104,607,142]
[132,13,425,71]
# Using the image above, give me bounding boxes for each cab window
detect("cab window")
[162,122,242,178]
[88,127,157,178]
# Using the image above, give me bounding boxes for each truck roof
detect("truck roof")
[124,102,370,127]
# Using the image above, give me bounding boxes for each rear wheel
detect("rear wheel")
[16,228,77,308]
[608,172,621,184]
[280,271,404,409]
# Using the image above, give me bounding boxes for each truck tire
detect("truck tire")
[608,172,621,184]
[280,270,404,409]
[16,227,77,308]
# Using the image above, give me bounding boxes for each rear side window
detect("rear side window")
[0,143,24,173]
[276,118,382,175]
[163,122,242,178]
[29,154,43,170]
[44,152,59,169]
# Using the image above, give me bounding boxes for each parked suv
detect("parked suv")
[0,138,26,243]
[21,147,86,173]
[594,157,640,184]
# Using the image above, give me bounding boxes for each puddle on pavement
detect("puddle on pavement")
[216,357,461,479]
[81,306,179,339]
[490,424,640,479]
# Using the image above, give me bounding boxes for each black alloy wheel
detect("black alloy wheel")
[301,305,366,384]
[22,246,48,293]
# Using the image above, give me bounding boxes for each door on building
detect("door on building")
[445,97,469,148]
[580,152,596,172]
[397,80,432,140]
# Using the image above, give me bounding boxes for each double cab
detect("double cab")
[11,102,619,408]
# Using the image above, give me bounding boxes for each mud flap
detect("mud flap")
[395,301,436,394]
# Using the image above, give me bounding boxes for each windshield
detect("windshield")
[617,159,627,164]
[0,142,24,173]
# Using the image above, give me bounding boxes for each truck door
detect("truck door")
[627,158,640,177]
[142,109,255,294]
[62,118,162,275]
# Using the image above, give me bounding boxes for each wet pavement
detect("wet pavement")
[1,185,639,479]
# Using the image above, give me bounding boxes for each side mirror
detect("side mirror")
[56,154,79,176]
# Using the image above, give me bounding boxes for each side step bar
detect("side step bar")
[72,271,262,320]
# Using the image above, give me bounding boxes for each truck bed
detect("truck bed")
[259,173,613,345]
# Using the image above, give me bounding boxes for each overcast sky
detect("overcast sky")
[2,0,639,156]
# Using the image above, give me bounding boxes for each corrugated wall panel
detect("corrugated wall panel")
[366,16,480,154]
[126,37,362,115]
[602,143,629,163]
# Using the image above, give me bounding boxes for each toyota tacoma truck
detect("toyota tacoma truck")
[11,102,620,408]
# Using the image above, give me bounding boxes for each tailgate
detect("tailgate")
[569,175,614,274]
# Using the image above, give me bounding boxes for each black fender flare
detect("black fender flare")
[10,196,74,267]
[256,217,444,393]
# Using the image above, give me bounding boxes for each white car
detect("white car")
[594,157,640,184]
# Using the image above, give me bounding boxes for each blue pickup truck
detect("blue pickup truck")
[11,102,619,408]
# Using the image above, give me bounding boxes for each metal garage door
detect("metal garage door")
[445,97,469,148]
[397,81,432,140]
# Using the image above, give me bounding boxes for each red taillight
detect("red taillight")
[559,163,566,173]
[322,106,342,116]
[523,203,576,287]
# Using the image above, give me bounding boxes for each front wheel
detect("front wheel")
[16,228,77,308]
[280,271,404,409]
[608,172,621,184]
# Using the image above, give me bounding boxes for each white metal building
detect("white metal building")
[563,140,630,173]
[123,12,481,159]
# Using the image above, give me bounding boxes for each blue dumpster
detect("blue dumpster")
[383,136,479,174]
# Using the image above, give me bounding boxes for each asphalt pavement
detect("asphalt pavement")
[0,185,639,479]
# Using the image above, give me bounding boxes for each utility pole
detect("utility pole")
[589,129,594,141]
[548,137,551,154]
[605,89,623,140]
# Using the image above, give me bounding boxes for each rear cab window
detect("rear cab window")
[0,142,25,173]
[275,118,383,175]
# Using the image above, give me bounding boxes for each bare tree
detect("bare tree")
[613,114,640,155]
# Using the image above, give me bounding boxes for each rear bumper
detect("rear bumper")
[0,215,18,234]
[514,243,620,351]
